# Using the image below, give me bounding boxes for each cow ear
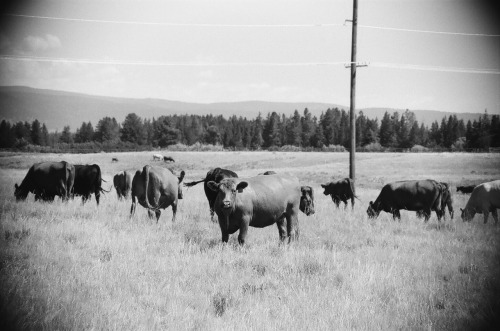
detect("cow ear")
[14,183,18,190]
[178,170,185,183]
[236,181,248,191]
[321,184,326,188]
[369,201,373,206]
[207,181,219,192]
[460,208,464,212]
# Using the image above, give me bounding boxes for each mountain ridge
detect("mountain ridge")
[0,86,485,131]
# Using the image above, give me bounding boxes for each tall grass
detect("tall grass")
[1,152,499,330]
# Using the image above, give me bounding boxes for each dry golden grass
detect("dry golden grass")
[1,151,499,330]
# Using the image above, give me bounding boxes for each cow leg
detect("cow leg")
[422,209,431,222]
[482,208,490,224]
[130,196,137,217]
[276,217,287,243]
[155,210,162,222]
[491,208,498,224]
[219,215,229,243]
[286,210,299,242]
[351,197,355,210]
[392,209,401,221]
[238,218,250,245]
[95,191,100,205]
[171,201,177,223]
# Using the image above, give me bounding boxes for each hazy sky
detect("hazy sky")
[0,0,498,113]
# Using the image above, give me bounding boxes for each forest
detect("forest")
[1,108,499,152]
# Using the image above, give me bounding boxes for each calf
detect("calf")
[113,170,134,199]
[321,178,357,209]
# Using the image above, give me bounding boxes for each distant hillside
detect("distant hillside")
[0,86,484,131]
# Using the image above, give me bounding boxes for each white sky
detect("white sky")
[0,0,499,114]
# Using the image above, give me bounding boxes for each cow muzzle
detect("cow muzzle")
[222,201,232,209]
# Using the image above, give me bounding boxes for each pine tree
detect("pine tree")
[59,126,73,144]
[30,119,42,145]
[379,112,395,147]
[121,113,145,144]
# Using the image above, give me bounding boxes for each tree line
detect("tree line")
[1,108,499,152]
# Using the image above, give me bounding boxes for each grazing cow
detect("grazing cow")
[207,174,301,245]
[417,182,454,220]
[300,186,315,216]
[457,185,475,194]
[111,157,118,162]
[321,178,357,209]
[131,165,185,222]
[259,170,277,175]
[461,180,500,224]
[163,156,175,162]
[113,170,134,199]
[152,154,162,161]
[367,179,443,221]
[73,164,106,205]
[14,161,75,202]
[184,167,238,221]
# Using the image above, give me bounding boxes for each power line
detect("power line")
[0,55,348,66]
[370,62,500,75]
[2,13,344,28]
[344,21,500,37]
[1,54,499,75]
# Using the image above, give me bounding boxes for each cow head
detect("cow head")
[207,179,248,212]
[14,183,28,201]
[366,201,380,218]
[321,183,332,196]
[460,207,474,222]
[177,170,185,199]
[300,186,315,216]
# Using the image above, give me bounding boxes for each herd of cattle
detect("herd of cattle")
[12,159,500,245]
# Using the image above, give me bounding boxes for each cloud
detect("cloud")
[23,34,61,52]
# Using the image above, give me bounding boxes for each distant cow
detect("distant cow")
[367,179,443,221]
[152,154,162,161]
[184,167,238,222]
[457,185,475,194]
[461,180,500,224]
[131,165,186,222]
[14,161,75,202]
[163,156,175,162]
[113,170,134,199]
[259,170,277,175]
[207,174,301,245]
[321,178,357,209]
[73,164,106,205]
[111,158,118,163]
[417,182,454,220]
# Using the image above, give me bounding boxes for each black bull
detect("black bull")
[73,164,108,205]
[184,168,239,221]
[367,179,444,221]
[14,161,75,201]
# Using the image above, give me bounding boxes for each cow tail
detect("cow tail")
[348,178,360,200]
[184,178,204,187]
[143,165,153,209]
[65,162,75,200]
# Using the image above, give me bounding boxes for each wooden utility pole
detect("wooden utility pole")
[349,0,358,181]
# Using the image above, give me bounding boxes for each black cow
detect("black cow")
[259,170,277,175]
[321,178,357,209]
[163,156,175,162]
[457,185,475,194]
[417,182,453,220]
[184,167,238,222]
[14,161,75,202]
[73,164,106,205]
[207,174,301,245]
[367,179,443,221]
[111,158,118,162]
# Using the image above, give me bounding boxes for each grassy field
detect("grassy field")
[1,151,499,330]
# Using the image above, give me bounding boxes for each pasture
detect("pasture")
[1,151,499,330]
